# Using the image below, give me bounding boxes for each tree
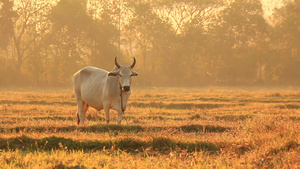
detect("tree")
[211,0,268,84]
[125,1,176,85]
[167,0,222,85]
[0,0,16,49]
[155,0,221,34]
[0,0,17,86]
[48,0,90,84]
[10,0,53,77]
[272,0,300,84]
[86,1,119,70]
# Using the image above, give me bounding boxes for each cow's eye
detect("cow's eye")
[119,74,122,77]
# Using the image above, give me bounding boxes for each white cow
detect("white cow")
[72,57,138,125]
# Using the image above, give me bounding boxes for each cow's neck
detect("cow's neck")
[118,82,131,113]
[107,76,130,112]
[120,90,125,113]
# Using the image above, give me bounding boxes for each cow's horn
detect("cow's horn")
[115,57,121,68]
[130,57,136,69]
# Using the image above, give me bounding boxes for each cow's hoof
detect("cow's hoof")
[77,124,85,127]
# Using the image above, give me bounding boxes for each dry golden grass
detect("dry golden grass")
[0,87,299,168]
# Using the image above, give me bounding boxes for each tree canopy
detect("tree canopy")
[0,0,299,86]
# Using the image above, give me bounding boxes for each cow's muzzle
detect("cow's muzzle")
[123,86,130,92]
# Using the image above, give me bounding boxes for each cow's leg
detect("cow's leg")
[111,102,124,125]
[77,104,85,125]
[75,93,85,125]
[113,105,123,125]
[117,110,123,124]
[82,102,89,122]
[104,104,110,124]
[110,103,123,124]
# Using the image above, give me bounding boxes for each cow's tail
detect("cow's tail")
[72,72,79,91]
[77,113,80,125]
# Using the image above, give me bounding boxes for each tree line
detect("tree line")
[0,0,299,87]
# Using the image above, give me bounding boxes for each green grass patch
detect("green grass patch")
[146,124,229,133]
[215,114,253,121]
[130,102,241,109]
[278,104,300,109]
[1,124,228,134]
[0,135,221,153]
[0,124,145,134]
[189,114,207,120]
[267,140,300,156]
[0,100,76,106]
[179,124,228,133]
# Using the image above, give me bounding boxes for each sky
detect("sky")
[261,0,284,16]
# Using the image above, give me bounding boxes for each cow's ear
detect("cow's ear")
[131,71,139,76]
[108,70,119,76]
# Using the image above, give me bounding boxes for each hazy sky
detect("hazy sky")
[261,0,284,16]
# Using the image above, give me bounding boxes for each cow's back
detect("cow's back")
[73,66,108,110]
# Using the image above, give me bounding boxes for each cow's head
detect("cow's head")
[108,57,138,92]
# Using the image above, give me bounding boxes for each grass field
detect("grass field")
[0,87,299,168]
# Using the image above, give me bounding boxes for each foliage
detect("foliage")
[0,0,300,86]
[210,0,269,84]
[0,0,16,49]
[272,0,300,84]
